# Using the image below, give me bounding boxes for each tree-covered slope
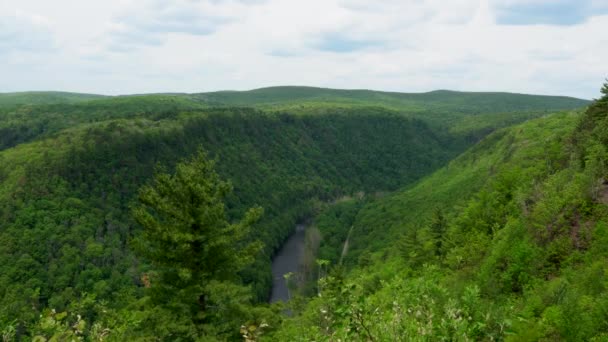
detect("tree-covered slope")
[194,86,588,114]
[271,83,608,341]
[0,87,589,153]
[0,95,207,151]
[342,110,580,264]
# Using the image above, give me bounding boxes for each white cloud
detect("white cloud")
[0,0,606,98]
[103,0,243,52]
[0,10,55,55]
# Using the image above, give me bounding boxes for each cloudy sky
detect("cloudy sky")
[1,0,607,98]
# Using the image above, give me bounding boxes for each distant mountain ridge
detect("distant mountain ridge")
[0,86,589,107]
[0,91,106,107]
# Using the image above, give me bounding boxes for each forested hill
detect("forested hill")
[272,83,608,340]
[194,86,588,114]
[0,87,589,152]
[0,86,592,340]
[0,92,106,107]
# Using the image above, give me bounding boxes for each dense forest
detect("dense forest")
[0,85,601,340]
[272,82,608,340]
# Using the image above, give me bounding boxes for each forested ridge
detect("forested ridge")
[0,86,596,340]
[0,87,587,151]
[272,82,608,340]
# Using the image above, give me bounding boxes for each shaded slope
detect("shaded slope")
[0,95,207,151]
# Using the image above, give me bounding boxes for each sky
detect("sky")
[0,0,607,99]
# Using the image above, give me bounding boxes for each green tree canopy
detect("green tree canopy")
[131,149,263,334]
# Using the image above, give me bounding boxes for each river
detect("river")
[270,224,307,303]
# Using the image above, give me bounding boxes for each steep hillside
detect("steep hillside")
[271,84,608,341]
[345,110,580,264]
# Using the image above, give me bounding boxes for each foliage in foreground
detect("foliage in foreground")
[131,150,263,339]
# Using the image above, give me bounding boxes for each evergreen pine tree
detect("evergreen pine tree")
[132,149,263,331]
[430,207,448,256]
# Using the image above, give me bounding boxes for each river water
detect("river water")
[270,224,307,303]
